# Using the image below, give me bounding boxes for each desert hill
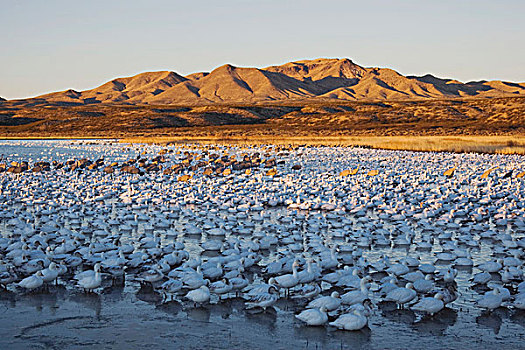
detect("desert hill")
[8,58,525,106]
[2,58,524,139]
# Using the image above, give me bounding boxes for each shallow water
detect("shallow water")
[1,140,525,349]
[2,282,525,350]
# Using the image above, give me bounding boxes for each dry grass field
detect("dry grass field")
[1,96,524,154]
[120,135,525,154]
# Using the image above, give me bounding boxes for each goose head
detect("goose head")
[268,285,279,295]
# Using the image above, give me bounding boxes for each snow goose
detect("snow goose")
[77,263,102,292]
[41,262,59,284]
[243,282,276,298]
[292,284,322,300]
[159,279,183,300]
[296,306,328,326]
[185,285,210,305]
[341,276,371,305]
[477,260,503,273]
[181,270,207,290]
[271,261,300,297]
[513,293,525,310]
[18,271,44,291]
[412,293,445,316]
[245,287,279,310]
[477,287,503,311]
[413,274,434,293]
[306,291,341,311]
[402,270,425,283]
[0,264,17,287]
[202,262,223,280]
[471,271,492,285]
[442,267,458,284]
[378,277,398,297]
[329,309,368,331]
[385,283,417,308]
[336,269,362,289]
[386,263,409,276]
[297,259,317,284]
[229,276,249,296]
[139,267,164,285]
[209,279,233,299]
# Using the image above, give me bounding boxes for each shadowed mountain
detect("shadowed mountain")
[7,58,525,106]
[35,71,188,105]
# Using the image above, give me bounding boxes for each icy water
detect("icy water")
[2,284,525,350]
[1,140,525,349]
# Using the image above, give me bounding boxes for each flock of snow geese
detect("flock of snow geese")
[1,140,524,333]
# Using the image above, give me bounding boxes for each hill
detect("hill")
[2,58,524,139]
[8,58,525,106]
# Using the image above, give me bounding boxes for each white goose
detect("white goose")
[341,276,371,305]
[477,287,503,311]
[77,263,102,292]
[296,306,328,326]
[18,271,44,291]
[297,259,317,283]
[185,285,210,305]
[412,293,445,316]
[210,279,233,299]
[513,293,525,310]
[329,310,368,331]
[385,282,417,308]
[413,274,434,293]
[41,262,59,284]
[245,287,279,310]
[306,291,341,311]
[271,261,300,296]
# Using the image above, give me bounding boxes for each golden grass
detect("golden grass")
[0,135,120,142]
[120,135,525,155]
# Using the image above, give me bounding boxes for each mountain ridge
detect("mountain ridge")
[9,58,525,106]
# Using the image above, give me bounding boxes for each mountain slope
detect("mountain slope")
[145,64,317,104]
[10,58,525,105]
[36,71,188,105]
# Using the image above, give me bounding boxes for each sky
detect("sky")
[1,0,524,100]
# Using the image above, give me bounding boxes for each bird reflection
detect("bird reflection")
[209,300,234,319]
[156,300,183,317]
[136,284,163,305]
[328,326,372,348]
[294,323,329,345]
[69,292,102,317]
[19,291,59,312]
[244,307,277,330]
[0,288,17,308]
[476,310,504,334]
[412,308,458,335]
[378,301,416,325]
[185,306,210,322]
[510,310,525,328]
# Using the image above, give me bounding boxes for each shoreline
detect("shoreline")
[1,135,525,155]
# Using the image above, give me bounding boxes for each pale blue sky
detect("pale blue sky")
[1,0,524,99]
